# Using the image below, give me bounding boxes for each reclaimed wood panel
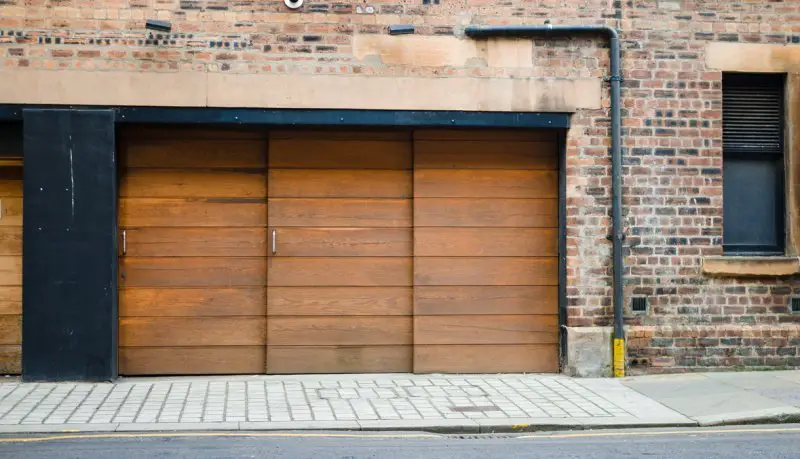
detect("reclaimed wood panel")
[415,170,557,199]
[121,199,267,227]
[269,139,412,169]
[124,140,267,169]
[414,198,557,228]
[121,257,267,288]
[413,134,559,374]
[121,169,267,198]
[268,317,412,346]
[414,286,557,316]
[272,228,411,257]
[120,346,266,375]
[269,198,411,228]
[0,179,22,197]
[123,228,267,257]
[415,257,557,286]
[0,315,21,345]
[120,133,268,376]
[0,256,21,287]
[0,345,19,374]
[414,344,559,373]
[120,317,267,347]
[120,288,266,317]
[414,315,558,345]
[415,228,557,257]
[0,286,21,315]
[414,141,557,170]
[269,257,411,287]
[0,198,22,227]
[0,227,21,256]
[268,287,412,316]
[267,345,412,374]
[268,170,411,198]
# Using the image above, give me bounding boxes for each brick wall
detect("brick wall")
[2,0,800,373]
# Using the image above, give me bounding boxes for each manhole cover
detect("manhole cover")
[450,405,502,413]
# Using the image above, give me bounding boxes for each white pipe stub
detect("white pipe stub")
[284,0,303,9]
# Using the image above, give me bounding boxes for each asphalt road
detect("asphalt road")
[1,426,799,459]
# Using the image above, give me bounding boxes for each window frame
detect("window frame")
[722,72,787,257]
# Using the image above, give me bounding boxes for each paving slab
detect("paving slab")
[13,372,798,434]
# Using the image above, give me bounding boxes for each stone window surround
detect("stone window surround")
[703,42,800,277]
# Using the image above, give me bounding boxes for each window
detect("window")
[722,73,785,255]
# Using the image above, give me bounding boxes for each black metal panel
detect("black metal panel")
[723,156,784,255]
[22,109,117,382]
[0,105,571,129]
[557,129,568,369]
[0,123,22,157]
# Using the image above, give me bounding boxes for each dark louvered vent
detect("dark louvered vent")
[631,297,648,314]
[723,73,785,155]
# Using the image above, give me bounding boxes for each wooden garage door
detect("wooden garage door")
[0,163,22,375]
[118,128,268,375]
[412,129,559,373]
[266,131,413,373]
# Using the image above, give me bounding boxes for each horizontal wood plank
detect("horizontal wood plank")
[0,287,21,315]
[269,257,411,287]
[414,228,557,257]
[121,257,266,288]
[273,228,411,257]
[268,287,412,316]
[120,346,265,375]
[414,198,557,227]
[413,129,555,142]
[120,317,266,346]
[267,346,412,374]
[124,140,267,168]
[124,228,267,257]
[268,170,411,198]
[414,140,557,170]
[415,257,557,286]
[414,315,558,345]
[0,198,22,227]
[414,344,558,373]
[269,139,412,169]
[0,315,20,345]
[120,288,266,317]
[0,345,20,374]
[0,256,21,286]
[414,286,558,316]
[269,199,411,228]
[0,227,21,256]
[121,199,267,227]
[121,169,266,198]
[415,170,557,198]
[268,317,412,346]
[0,180,22,197]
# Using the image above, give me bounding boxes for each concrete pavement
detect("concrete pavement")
[0,370,797,433]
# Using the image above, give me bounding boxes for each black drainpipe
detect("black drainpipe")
[464,24,625,377]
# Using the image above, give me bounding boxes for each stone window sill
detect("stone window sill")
[702,256,800,277]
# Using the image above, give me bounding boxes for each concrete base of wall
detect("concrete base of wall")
[563,326,612,378]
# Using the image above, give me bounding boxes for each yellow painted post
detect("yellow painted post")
[613,338,625,377]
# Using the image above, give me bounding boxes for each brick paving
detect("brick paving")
[0,374,689,432]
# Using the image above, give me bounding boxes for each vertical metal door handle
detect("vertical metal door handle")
[122,229,127,256]
[271,229,277,255]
